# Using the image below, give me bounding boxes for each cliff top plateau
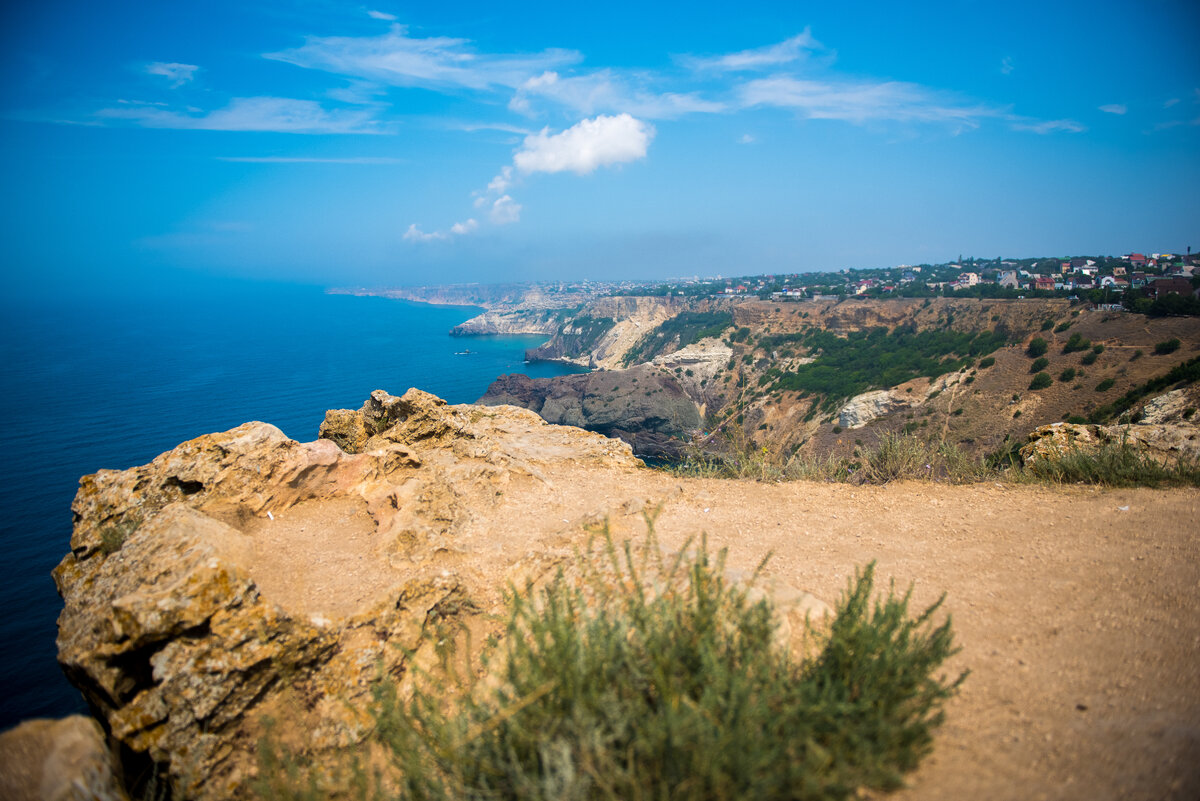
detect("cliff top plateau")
[30,388,1200,800]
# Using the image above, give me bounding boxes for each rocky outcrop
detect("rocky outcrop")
[449,308,566,337]
[55,390,643,800]
[526,296,696,369]
[836,389,916,430]
[0,716,126,801]
[480,367,703,458]
[1020,418,1200,466]
[1139,387,1200,425]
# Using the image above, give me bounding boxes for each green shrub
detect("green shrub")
[1029,356,1049,373]
[978,356,995,369]
[1061,333,1091,354]
[1027,337,1048,358]
[1054,321,1072,333]
[1095,378,1115,392]
[1040,319,1054,331]
[1154,338,1181,355]
[268,530,966,801]
[1080,350,1098,366]
[1029,372,1053,390]
[1059,367,1077,382]
[1130,349,1143,361]
[1092,344,1105,355]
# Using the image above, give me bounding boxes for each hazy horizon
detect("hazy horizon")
[3,1,1198,298]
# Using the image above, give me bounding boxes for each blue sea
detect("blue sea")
[0,280,582,730]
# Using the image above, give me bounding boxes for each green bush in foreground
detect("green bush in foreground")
[260,532,966,801]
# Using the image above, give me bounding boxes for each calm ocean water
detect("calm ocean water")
[0,281,581,730]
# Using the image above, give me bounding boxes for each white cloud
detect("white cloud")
[487,165,514,194]
[512,113,655,175]
[489,196,521,224]
[738,133,756,144]
[403,223,446,242]
[96,96,387,134]
[1164,97,1180,108]
[367,10,397,21]
[683,30,822,72]
[1009,118,1086,134]
[1000,56,1014,75]
[739,76,997,129]
[1099,103,1127,115]
[266,24,580,91]
[145,62,198,88]
[404,218,478,241]
[509,70,724,119]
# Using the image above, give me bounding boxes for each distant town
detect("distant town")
[526,250,1200,315]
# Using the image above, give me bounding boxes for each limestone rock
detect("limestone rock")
[55,391,644,800]
[0,716,127,801]
[1019,420,1200,466]
[480,367,702,458]
[837,389,913,430]
[1139,388,1200,425]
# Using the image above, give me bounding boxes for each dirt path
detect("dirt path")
[458,474,1200,801]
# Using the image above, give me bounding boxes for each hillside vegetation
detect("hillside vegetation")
[501,296,1200,469]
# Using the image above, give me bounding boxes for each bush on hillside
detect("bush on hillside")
[1029,372,1053,390]
[1027,337,1048,357]
[1154,338,1181,355]
[1030,357,1049,374]
[1061,333,1091,354]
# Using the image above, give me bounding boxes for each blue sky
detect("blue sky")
[3,0,1198,295]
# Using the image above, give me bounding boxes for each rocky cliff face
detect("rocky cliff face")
[527,296,698,369]
[54,389,643,800]
[480,367,703,458]
[449,308,568,336]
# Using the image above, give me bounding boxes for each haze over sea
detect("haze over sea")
[0,279,581,730]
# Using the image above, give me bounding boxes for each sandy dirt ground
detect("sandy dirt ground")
[250,467,1199,800]
[469,473,1200,801]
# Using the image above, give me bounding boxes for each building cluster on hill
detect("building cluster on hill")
[608,249,1200,314]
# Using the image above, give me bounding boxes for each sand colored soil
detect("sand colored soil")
[441,472,1199,801]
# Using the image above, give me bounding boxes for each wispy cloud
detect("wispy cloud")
[1009,117,1086,134]
[1164,97,1180,108]
[488,196,521,225]
[682,30,823,72]
[1000,56,1014,75]
[738,133,756,144]
[145,62,198,88]
[367,10,396,21]
[216,156,405,164]
[509,70,724,119]
[96,96,388,134]
[1099,103,1127,115]
[738,76,998,129]
[266,24,580,92]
